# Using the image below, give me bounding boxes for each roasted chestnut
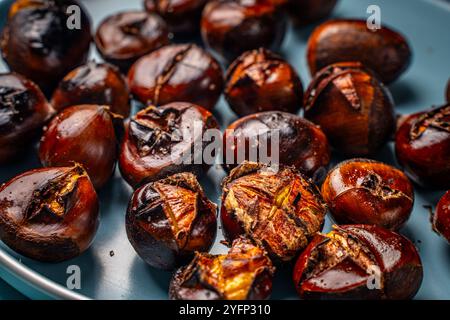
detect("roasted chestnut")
[128,44,223,111]
[126,172,217,270]
[221,162,327,262]
[0,73,55,164]
[446,79,450,102]
[119,102,219,188]
[0,164,99,262]
[304,62,396,156]
[51,62,131,117]
[322,159,414,230]
[1,0,92,94]
[39,105,123,189]
[225,48,303,116]
[395,104,450,189]
[201,0,287,62]
[287,0,338,26]
[169,237,275,300]
[433,191,450,244]
[307,19,411,84]
[95,11,170,72]
[293,225,423,300]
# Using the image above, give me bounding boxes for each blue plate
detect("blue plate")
[0,0,449,300]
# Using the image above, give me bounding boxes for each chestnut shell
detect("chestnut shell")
[287,0,338,26]
[433,190,450,244]
[447,79,450,102]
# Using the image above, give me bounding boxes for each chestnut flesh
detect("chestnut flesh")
[287,0,338,26]
[433,191,450,244]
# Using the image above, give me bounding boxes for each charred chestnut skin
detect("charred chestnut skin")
[395,104,450,189]
[201,0,287,63]
[126,172,217,270]
[169,237,275,300]
[221,162,327,262]
[51,62,131,117]
[225,48,303,116]
[293,225,423,300]
[0,164,99,262]
[128,44,223,111]
[95,11,169,72]
[1,0,92,94]
[433,191,450,244]
[322,159,414,230]
[287,0,338,26]
[307,19,411,84]
[304,62,396,156]
[39,105,122,189]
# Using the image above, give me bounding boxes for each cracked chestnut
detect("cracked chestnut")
[0,164,99,262]
[128,44,223,111]
[293,225,423,300]
[287,0,338,26]
[307,19,411,84]
[169,237,274,300]
[433,191,450,244]
[225,48,303,116]
[395,104,450,189]
[322,159,414,230]
[221,161,327,262]
[126,172,217,270]
[304,62,396,156]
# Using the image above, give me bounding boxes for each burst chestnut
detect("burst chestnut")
[433,191,450,244]
[287,0,338,26]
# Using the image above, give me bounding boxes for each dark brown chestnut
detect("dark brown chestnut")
[1,0,92,94]
[51,62,131,117]
[128,44,223,111]
[304,62,396,156]
[225,48,303,116]
[126,172,217,270]
[221,161,327,262]
[395,104,450,189]
[307,19,411,84]
[322,159,414,230]
[39,105,123,189]
[433,190,450,244]
[0,164,99,262]
[169,237,275,300]
[287,0,338,26]
[446,79,450,102]
[293,225,423,300]
[95,11,170,72]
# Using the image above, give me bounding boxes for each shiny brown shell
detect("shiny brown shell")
[433,191,450,244]
[287,0,338,26]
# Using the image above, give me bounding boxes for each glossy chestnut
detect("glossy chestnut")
[0,164,99,262]
[287,0,338,26]
[304,62,396,156]
[128,44,223,111]
[433,191,450,244]
[293,225,423,300]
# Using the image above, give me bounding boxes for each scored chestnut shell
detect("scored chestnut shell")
[322,159,414,230]
[1,0,92,94]
[293,225,423,300]
[307,19,411,84]
[0,164,99,262]
[395,104,450,189]
[128,44,224,111]
[304,62,396,156]
[39,105,123,189]
[51,62,131,117]
[169,237,275,300]
[119,102,219,189]
[0,73,55,164]
[126,172,217,270]
[225,48,303,116]
[287,0,338,26]
[433,190,450,244]
[221,161,327,262]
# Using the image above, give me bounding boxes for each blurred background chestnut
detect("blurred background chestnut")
[433,191,450,244]
[446,79,450,102]
[287,0,338,26]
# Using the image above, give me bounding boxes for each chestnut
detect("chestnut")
[126,172,217,270]
[225,48,303,116]
[0,164,99,262]
[1,0,92,94]
[287,0,338,26]
[128,44,223,111]
[433,191,450,244]
[307,19,411,84]
[447,79,450,102]
[222,111,330,182]
[293,224,423,300]
[0,73,55,164]
[304,62,396,156]
[51,62,131,117]
[201,0,287,62]
[395,104,450,189]
[119,102,219,188]
[322,159,414,230]
[95,11,170,72]
[169,237,275,300]
[39,105,123,189]
[221,161,327,262]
